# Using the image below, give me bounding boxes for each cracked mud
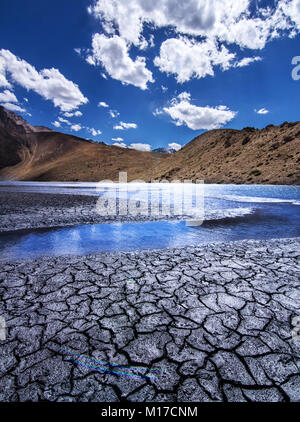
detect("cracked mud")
[0,237,299,402]
[0,192,183,233]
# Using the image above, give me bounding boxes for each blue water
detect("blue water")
[0,182,299,260]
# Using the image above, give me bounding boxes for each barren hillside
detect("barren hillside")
[0,106,299,184]
[151,124,300,185]
[0,106,167,182]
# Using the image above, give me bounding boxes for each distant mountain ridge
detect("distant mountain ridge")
[153,147,177,154]
[0,106,299,184]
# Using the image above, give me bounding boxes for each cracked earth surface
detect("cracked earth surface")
[0,192,183,233]
[0,237,299,402]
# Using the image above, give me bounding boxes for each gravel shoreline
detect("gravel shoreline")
[0,191,299,401]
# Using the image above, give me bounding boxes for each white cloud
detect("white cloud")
[129,143,151,151]
[98,101,109,107]
[52,121,61,128]
[89,0,218,46]
[112,137,124,142]
[109,109,119,118]
[113,142,127,148]
[87,34,154,90]
[0,89,28,113]
[88,128,102,136]
[113,121,137,130]
[153,108,164,116]
[55,116,102,136]
[255,108,269,115]
[0,89,18,103]
[70,124,82,132]
[58,116,71,125]
[0,49,88,111]
[168,142,182,151]
[154,37,235,82]
[0,59,11,88]
[234,56,262,68]
[281,0,300,30]
[63,111,83,117]
[160,92,236,130]
[89,0,300,82]
[89,0,299,48]
[112,140,152,151]
[0,102,26,113]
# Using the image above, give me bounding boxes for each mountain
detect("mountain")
[152,124,300,185]
[0,106,299,184]
[153,147,177,154]
[0,106,167,182]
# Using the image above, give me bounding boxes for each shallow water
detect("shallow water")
[0,182,299,259]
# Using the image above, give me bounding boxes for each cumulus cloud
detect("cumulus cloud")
[129,143,151,151]
[255,108,269,114]
[154,37,235,82]
[0,89,29,114]
[0,89,18,103]
[0,49,88,111]
[0,59,11,88]
[89,0,218,46]
[70,124,82,132]
[63,111,83,117]
[168,142,182,151]
[89,0,300,82]
[98,101,109,107]
[113,142,127,148]
[113,121,137,130]
[52,121,61,128]
[87,34,154,90]
[88,128,102,136]
[90,0,300,48]
[159,92,236,130]
[112,137,124,142]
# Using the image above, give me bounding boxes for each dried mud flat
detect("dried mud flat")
[0,191,183,232]
[0,237,299,402]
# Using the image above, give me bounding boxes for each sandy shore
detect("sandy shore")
[0,237,299,401]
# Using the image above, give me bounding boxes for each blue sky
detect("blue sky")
[1,0,300,151]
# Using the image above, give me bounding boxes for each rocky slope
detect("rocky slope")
[152,123,300,185]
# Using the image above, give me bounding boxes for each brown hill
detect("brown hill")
[152,124,300,185]
[0,106,299,184]
[0,106,167,182]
